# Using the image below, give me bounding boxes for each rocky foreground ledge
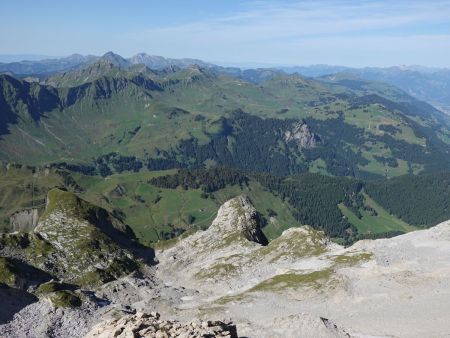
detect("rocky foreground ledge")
[85,311,238,338]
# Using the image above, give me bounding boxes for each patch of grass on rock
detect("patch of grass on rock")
[332,252,373,266]
[249,269,333,292]
[36,281,65,294]
[0,257,18,287]
[50,290,82,308]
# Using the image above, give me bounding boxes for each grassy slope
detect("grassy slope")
[73,170,216,244]
[0,164,424,244]
[2,69,449,178]
[338,192,418,234]
[75,170,302,244]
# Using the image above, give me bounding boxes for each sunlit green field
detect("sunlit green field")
[339,193,418,235]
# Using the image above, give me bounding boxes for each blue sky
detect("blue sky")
[1,0,450,67]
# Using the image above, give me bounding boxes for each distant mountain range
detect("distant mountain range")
[1,52,449,113]
[0,52,215,77]
[0,54,98,77]
[0,54,55,63]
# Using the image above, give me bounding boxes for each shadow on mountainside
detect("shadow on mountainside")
[0,284,38,325]
[5,257,54,288]
[87,207,156,266]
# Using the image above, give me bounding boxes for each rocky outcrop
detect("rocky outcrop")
[155,197,343,300]
[156,199,450,338]
[1,188,145,287]
[284,121,319,149]
[210,195,268,245]
[85,312,238,338]
[32,189,145,284]
[9,209,39,232]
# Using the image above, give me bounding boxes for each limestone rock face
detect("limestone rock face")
[9,209,39,232]
[84,311,238,338]
[210,195,268,245]
[284,121,319,149]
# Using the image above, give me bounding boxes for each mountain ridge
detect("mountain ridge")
[0,188,148,288]
[0,51,215,77]
[1,61,450,181]
[1,52,448,114]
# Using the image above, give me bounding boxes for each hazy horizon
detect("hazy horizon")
[0,52,449,70]
[1,0,450,68]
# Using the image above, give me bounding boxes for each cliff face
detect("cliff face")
[9,209,39,232]
[209,195,268,245]
[284,121,319,149]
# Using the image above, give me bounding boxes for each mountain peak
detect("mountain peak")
[102,51,121,58]
[100,51,130,68]
[211,195,268,245]
[128,52,212,70]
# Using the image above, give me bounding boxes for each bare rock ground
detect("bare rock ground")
[85,311,238,338]
[155,196,450,338]
[1,195,450,337]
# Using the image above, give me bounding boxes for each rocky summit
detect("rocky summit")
[85,311,238,338]
[208,195,268,245]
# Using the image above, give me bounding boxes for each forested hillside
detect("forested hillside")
[1,53,450,180]
[366,173,450,227]
[149,167,450,243]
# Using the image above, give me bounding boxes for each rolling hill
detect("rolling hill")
[1,53,450,181]
[282,64,450,114]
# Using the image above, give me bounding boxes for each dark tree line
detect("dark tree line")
[55,153,143,177]
[366,172,450,227]
[55,109,450,180]
[150,167,364,240]
[150,166,450,240]
[96,153,143,174]
[254,172,363,239]
[150,167,249,193]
